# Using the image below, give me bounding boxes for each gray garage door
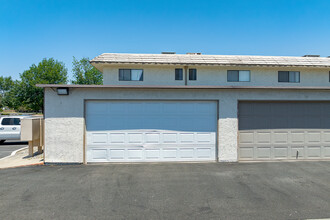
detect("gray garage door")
[86,101,217,162]
[239,101,330,161]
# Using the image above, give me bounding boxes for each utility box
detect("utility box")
[21,117,44,156]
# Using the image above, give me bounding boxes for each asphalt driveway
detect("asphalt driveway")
[0,141,28,158]
[0,162,329,220]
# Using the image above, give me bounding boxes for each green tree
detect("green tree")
[71,57,103,85]
[0,76,15,109]
[16,58,68,112]
[0,77,20,110]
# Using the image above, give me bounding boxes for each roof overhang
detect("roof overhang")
[36,84,330,91]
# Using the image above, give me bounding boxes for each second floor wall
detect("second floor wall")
[102,65,330,87]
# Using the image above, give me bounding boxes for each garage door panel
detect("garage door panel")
[109,133,126,143]
[256,147,271,159]
[127,149,143,159]
[145,133,161,143]
[324,147,330,157]
[145,149,161,159]
[306,131,321,143]
[273,131,289,144]
[239,131,254,144]
[163,133,177,143]
[256,131,271,144]
[86,101,217,162]
[91,133,108,144]
[196,148,213,158]
[273,147,288,158]
[291,131,305,143]
[323,132,330,142]
[109,149,125,159]
[307,147,322,158]
[179,133,195,143]
[239,102,330,161]
[90,149,108,160]
[239,147,254,159]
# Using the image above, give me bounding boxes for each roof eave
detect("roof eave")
[36,84,330,90]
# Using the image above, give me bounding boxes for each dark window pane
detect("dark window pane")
[13,118,21,125]
[227,70,239,82]
[278,71,289,82]
[175,69,183,80]
[123,69,131,81]
[119,69,124,81]
[119,69,131,81]
[189,69,197,80]
[1,118,13,125]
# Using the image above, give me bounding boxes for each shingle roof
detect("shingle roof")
[90,53,330,68]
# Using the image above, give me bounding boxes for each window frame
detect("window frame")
[189,69,197,81]
[175,68,183,80]
[227,70,251,82]
[278,71,300,83]
[119,69,144,81]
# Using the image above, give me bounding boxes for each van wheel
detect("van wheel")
[0,140,5,144]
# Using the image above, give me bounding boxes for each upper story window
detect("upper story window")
[227,70,250,82]
[278,71,300,83]
[189,69,197,80]
[119,69,143,81]
[175,69,183,80]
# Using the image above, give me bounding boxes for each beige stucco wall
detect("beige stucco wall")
[102,65,330,87]
[44,87,330,163]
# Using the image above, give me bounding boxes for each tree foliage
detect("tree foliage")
[0,57,103,112]
[16,58,68,112]
[0,76,15,109]
[71,57,103,85]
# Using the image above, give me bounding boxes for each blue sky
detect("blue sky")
[0,0,329,80]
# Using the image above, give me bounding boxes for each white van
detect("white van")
[0,116,29,144]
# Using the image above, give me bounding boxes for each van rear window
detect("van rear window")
[1,118,21,125]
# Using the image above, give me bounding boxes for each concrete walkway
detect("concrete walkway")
[0,141,28,158]
[0,147,43,169]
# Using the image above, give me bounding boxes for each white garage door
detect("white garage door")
[86,101,217,162]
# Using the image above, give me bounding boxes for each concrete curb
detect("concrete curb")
[0,162,44,170]
[0,146,28,161]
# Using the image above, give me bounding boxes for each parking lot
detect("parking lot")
[0,141,28,159]
[0,161,329,219]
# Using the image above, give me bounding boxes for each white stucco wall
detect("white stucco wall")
[102,65,330,87]
[44,87,330,163]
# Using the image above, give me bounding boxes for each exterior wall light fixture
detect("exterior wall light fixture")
[57,88,69,95]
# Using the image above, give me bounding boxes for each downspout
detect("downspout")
[184,66,188,85]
